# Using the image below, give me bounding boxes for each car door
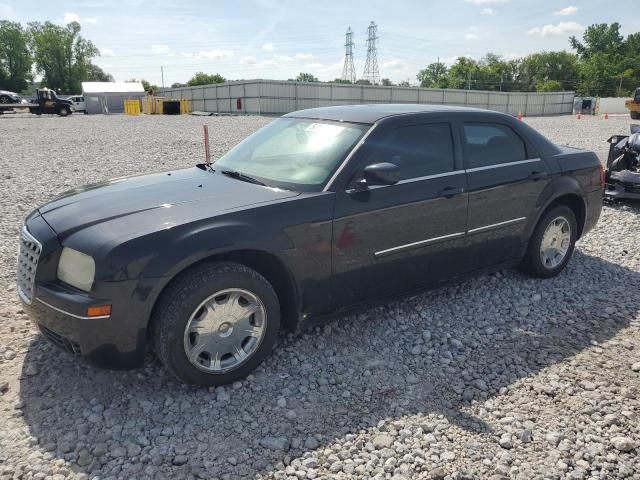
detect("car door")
[330,120,468,308]
[461,121,552,270]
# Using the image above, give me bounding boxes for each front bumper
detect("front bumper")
[605,170,640,200]
[19,211,152,370]
[23,282,148,369]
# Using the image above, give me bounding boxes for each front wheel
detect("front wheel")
[520,205,577,278]
[631,111,640,120]
[58,107,70,116]
[152,262,281,386]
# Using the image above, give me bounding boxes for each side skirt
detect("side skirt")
[297,258,522,331]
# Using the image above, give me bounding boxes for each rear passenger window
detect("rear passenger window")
[463,123,527,169]
[375,123,455,180]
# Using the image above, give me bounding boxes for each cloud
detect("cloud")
[528,21,583,36]
[99,48,116,57]
[196,49,233,60]
[481,8,494,15]
[464,0,509,4]
[240,56,258,65]
[262,43,274,52]
[294,53,314,60]
[151,44,170,54]
[553,6,578,16]
[0,3,16,20]
[465,33,479,40]
[63,12,99,24]
[381,59,406,70]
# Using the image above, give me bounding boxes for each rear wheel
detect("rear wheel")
[0,95,11,104]
[520,205,577,278]
[152,262,281,386]
[58,107,70,116]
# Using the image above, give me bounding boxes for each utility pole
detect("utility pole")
[341,27,356,83]
[436,56,440,85]
[161,66,165,89]
[362,21,380,85]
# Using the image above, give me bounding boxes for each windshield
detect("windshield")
[215,118,368,191]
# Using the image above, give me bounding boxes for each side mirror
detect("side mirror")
[357,162,400,189]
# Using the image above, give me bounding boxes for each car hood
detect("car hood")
[39,166,299,239]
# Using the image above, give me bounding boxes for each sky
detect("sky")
[2,0,639,87]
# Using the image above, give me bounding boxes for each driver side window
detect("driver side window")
[369,123,455,180]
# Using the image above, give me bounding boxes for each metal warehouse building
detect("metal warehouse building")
[82,81,145,114]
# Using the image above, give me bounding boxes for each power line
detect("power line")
[341,26,356,83]
[362,21,379,84]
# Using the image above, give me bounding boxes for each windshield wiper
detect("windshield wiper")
[220,169,266,186]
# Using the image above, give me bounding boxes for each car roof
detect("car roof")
[283,104,493,124]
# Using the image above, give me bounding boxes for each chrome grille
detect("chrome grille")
[17,226,42,304]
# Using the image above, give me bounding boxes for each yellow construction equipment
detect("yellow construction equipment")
[625,88,640,120]
[124,99,140,115]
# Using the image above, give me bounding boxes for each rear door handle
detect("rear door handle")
[439,186,464,198]
[528,171,549,180]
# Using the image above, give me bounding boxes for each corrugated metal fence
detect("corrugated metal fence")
[161,80,574,117]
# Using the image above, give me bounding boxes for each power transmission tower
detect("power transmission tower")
[341,27,356,83]
[362,21,379,84]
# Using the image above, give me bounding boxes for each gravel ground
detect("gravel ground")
[0,112,638,480]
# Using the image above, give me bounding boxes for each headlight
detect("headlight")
[57,247,95,291]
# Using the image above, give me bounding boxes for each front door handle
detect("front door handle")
[439,186,464,198]
[528,171,549,181]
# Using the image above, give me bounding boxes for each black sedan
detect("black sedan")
[18,104,603,386]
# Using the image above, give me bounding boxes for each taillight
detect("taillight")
[598,163,605,186]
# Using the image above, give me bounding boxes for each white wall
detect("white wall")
[597,97,632,115]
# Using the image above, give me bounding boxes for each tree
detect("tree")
[0,21,32,93]
[186,72,226,86]
[332,78,352,84]
[417,61,448,88]
[355,79,371,85]
[28,21,99,93]
[446,57,480,90]
[535,80,564,92]
[519,51,578,92]
[86,63,114,82]
[295,72,318,82]
[381,78,393,86]
[570,23,626,96]
[171,82,186,88]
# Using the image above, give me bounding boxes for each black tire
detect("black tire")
[631,111,640,120]
[152,261,281,386]
[0,95,11,104]
[520,205,577,278]
[58,107,70,116]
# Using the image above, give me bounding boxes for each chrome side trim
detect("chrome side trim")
[35,297,111,320]
[374,231,465,258]
[323,123,378,192]
[398,170,465,185]
[465,158,540,173]
[468,217,527,234]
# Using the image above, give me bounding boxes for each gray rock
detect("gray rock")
[304,436,320,450]
[372,434,394,449]
[260,436,290,452]
[611,437,635,452]
[172,455,189,466]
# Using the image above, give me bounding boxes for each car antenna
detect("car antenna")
[203,125,211,165]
